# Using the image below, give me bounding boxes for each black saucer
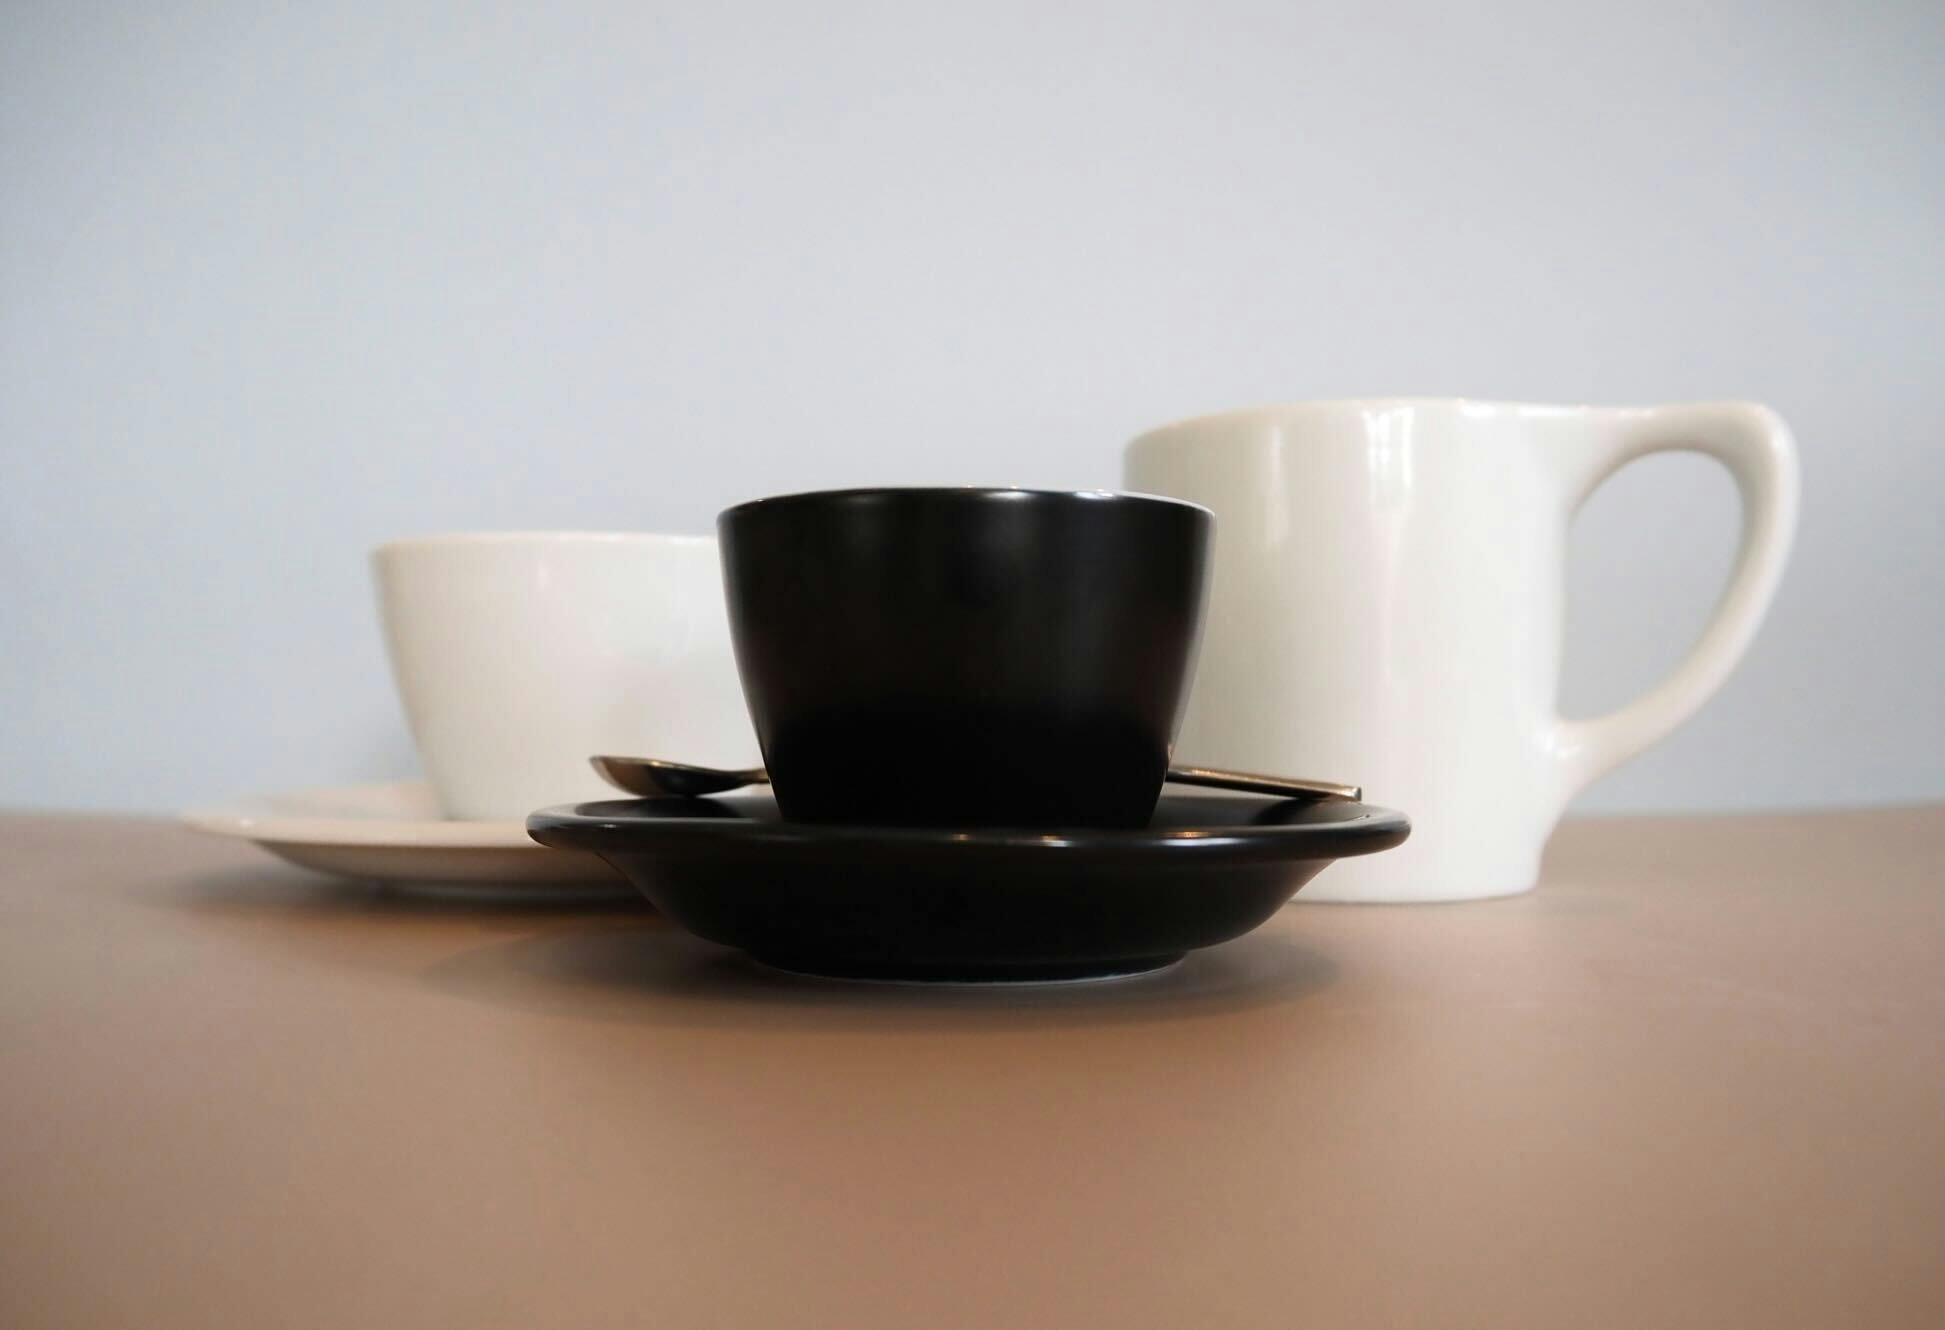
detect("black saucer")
[528,791,1408,984]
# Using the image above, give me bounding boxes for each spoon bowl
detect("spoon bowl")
[589,756,770,800]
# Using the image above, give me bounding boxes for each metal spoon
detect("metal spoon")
[591,755,1360,803]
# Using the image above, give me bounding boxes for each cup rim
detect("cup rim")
[1127,397,1707,447]
[718,486,1212,521]
[372,531,715,559]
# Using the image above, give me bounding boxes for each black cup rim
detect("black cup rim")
[718,486,1213,522]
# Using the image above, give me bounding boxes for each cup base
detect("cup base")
[749,952,1186,985]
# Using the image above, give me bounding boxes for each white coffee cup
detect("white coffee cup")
[1125,400,1799,902]
[372,532,757,821]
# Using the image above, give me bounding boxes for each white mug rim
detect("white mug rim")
[1128,397,1731,448]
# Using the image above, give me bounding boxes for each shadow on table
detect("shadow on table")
[149,866,1337,1030]
[146,865,654,979]
[417,919,1339,1032]
[156,864,647,919]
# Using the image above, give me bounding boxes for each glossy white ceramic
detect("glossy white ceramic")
[1126,400,1799,901]
[181,781,623,890]
[373,532,758,821]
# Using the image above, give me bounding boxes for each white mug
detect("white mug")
[1125,400,1799,901]
[372,532,758,821]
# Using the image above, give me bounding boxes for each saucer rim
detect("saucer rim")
[527,794,1410,863]
[183,780,543,850]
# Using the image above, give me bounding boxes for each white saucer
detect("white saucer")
[182,781,625,892]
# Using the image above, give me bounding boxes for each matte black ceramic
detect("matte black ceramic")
[717,488,1212,828]
[528,792,1409,983]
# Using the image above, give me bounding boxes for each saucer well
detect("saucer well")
[528,790,1409,982]
[184,781,625,892]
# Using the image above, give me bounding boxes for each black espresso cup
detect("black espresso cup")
[717,487,1211,828]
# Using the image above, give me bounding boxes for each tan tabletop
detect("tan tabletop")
[2,807,1941,1329]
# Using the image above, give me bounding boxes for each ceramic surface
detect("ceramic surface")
[1125,399,1799,901]
[184,781,624,890]
[718,488,1211,828]
[528,790,1408,981]
[373,532,758,821]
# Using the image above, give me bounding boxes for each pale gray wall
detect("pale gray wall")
[3,0,1941,815]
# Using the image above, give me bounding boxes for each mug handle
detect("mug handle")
[1549,402,1800,799]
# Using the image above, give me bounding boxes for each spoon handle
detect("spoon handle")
[1164,765,1361,802]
